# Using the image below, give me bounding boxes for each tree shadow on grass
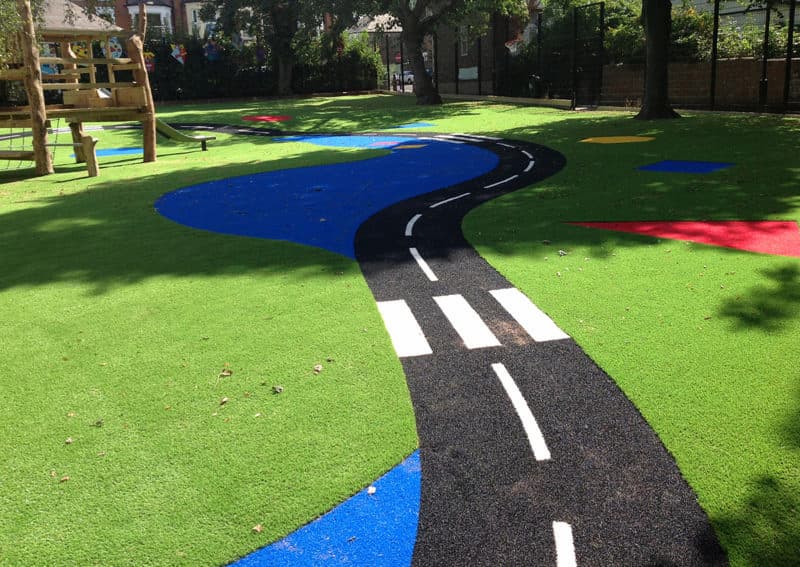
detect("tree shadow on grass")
[0,146,365,296]
[719,265,800,332]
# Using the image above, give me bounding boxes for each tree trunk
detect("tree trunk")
[276,54,293,95]
[635,0,680,119]
[17,0,53,176]
[403,20,441,105]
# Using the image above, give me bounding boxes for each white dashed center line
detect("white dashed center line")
[433,294,501,349]
[524,160,536,173]
[490,288,569,342]
[553,522,578,567]
[409,247,439,282]
[484,175,519,189]
[405,214,422,236]
[376,300,433,358]
[430,192,471,208]
[491,363,551,461]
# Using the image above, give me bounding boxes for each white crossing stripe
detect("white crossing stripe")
[376,300,433,358]
[553,522,578,567]
[405,214,422,236]
[484,174,519,189]
[491,363,551,461]
[430,192,470,208]
[490,288,569,342]
[433,294,501,349]
[409,247,439,282]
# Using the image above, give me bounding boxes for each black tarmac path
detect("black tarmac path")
[353,133,728,566]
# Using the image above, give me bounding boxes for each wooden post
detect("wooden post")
[70,122,87,163]
[81,135,99,177]
[127,2,156,163]
[17,0,54,175]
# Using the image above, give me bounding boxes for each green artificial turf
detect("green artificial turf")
[1,96,798,566]
[461,110,800,566]
[0,126,417,565]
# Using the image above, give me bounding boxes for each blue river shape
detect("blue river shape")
[230,451,421,566]
[154,135,498,258]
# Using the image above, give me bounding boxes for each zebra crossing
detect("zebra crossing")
[376,287,569,358]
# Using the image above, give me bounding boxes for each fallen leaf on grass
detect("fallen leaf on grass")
[59,475,70,483]
[219,369,233,378]
[272,386,284,394]
[91,419,104,428]
[313,364,323,374]
[65,437,73,445]
[220,397,229,406]
[252,524,263,534]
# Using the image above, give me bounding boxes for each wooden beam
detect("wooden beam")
[127,3,156,163]
[41,82,137,90]
[16,0,53,175]
[0,150,36,161]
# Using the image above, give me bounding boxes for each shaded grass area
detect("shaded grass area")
[462,110,800,566]
[0,128,416,565]
[1,96,798,565]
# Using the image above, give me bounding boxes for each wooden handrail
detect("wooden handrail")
[0,68,28,80]
[39,57,133,65]
[41,82,137,90]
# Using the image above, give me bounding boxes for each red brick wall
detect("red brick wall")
[601,58,800,109]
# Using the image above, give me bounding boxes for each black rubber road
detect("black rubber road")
[354,134,728,566]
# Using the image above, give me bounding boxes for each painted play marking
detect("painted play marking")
[570,220,800,258]
[638,160,733,174]
[524,160,536,173]
[484,174,519,189]
[73,147,142,158]
[391,122,436,129]
[434,294,501,349]
[497,142,516,148]
[553,522,578,567]
[241,114,292,122]
[491,363,551,461]
[432,135,466,144]
[395,144,427,149]
[452,133,501,141]
[409,247,439,282]
[405,214,422,236]
[430,192,471,208]
[377,300,433,357]
[581,136,654,144]
[490,288,569,342]
[521,150,534,159]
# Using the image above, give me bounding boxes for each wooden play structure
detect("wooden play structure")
[0,0,158,176]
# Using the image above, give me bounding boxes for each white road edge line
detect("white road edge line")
[553,521,578,567]
[405,214,423,236]
[490,288,569,342]
[524,160,536,173]
[434,294,501,349]
[409,247,439,282]
[430,192,471,208]
[484,174,519,189]
[490,363,551,461]
[521,150,533,159]
[376,300,433,358]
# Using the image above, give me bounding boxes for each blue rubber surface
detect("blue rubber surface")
[230,451,421,567]
[390,122,436,129]
[155,135,498,258]
[70,147,143,158]
[637,160,734,174]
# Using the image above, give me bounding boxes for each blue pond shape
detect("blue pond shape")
[155,135,498,258]
[638,160,734,174]
[231,451,421,566]
[70,147,143,158]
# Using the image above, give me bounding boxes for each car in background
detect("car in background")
[402,70,414,84]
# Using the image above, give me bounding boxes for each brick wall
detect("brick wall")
[601,58,800,109]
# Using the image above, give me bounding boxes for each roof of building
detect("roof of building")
[42,0,124,37]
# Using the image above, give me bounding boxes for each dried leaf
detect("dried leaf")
[65,437,73,445]
[220,397,229,406]
[219,369,233,378]
[272,385,284,394]
[367,486,376,495]
[313,364,323,374]
[66,412,76,418]
[252,524,263,534]
[59,475,70,483]
[558,249,568,256]
[50,470,57,478]
[91,419,104,428]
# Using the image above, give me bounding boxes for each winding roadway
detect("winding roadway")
[156,125,728,566]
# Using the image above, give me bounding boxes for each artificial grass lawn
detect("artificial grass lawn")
[1,96,798,565]
[0,127,417,565]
